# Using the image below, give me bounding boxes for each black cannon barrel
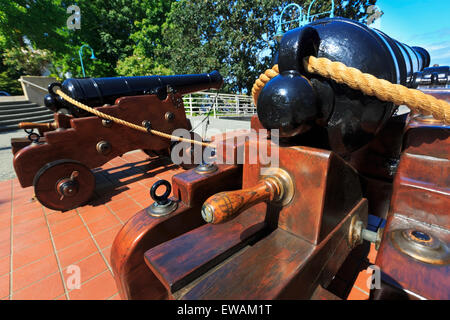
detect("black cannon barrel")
[257,17,434,156]
[45,71,223,116]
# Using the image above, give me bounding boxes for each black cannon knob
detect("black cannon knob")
[44,94,58,113]
[257,70,318,137]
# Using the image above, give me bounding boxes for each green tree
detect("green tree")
[0,0,376,95]
[50,0,175,78]
[160,0,376,94]
[0,47,54,94]
[0,0,174,81]
[0,1,67,50]
[0,66,22,95]
[3,47,53,75]
[0,1,66,92]
[115,0,174,76]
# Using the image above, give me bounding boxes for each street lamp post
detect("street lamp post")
[273,1,335,42]
[78,44,96,78]
[307,0,334,22]
[273,3,304,42]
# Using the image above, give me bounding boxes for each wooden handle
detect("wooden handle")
[18,122,56,130]
[201,178,280,224]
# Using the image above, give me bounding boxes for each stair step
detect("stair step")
[0,114,54,126]
[0,99,29,106]
[0,106,49,116]
[0,103,40,111]
[0,109,53,121]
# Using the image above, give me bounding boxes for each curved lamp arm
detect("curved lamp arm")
[78,44,96,78]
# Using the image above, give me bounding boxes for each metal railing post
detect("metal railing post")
[213,93,218,118]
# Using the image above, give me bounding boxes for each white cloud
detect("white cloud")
[405,30,450,66]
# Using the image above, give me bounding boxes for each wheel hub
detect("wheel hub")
[33,160,95,211]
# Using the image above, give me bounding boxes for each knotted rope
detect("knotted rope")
[252,56,450,124]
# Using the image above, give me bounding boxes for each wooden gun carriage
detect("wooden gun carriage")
[10,72,223,211]
[110,18,449,300]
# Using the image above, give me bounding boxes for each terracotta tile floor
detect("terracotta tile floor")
[0,150,378,300]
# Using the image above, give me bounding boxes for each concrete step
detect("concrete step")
[0,114,54,127]
[0,100,29,106]
[0,96,28,106]
[0,105,49,116]
[0,102,40,111]
[0,97,56,132]
[0,109,53,121]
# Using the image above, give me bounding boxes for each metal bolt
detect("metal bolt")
[410,230,431,242]
[194,163,218,174]
[362,228,384,250]
[102,119,113,128]
[142,120,152,133]
[96,141,112,155]
[165,112,175,121]
[348,216,384,250]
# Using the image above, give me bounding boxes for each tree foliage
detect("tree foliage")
[0,0,376,94]
[0,1,67,50]
[115,0,174,76]
[0,0,174,82]
[161,0,377,94]
[3,47,53,75]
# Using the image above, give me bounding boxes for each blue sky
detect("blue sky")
[372,0,450,66]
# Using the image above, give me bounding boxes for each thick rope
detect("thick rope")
[54,89,214,148]
[251,56,450,124]
[251,64,279,105]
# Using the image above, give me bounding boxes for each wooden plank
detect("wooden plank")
[179,228,314,300]
[178,200,366,300]
[144,208,268,293]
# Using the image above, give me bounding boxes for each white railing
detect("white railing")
[18,78,49,92]
[183,91,255,118]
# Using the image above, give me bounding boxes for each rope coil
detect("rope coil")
[251,56,450,124]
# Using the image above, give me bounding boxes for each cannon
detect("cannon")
[43,72,223,117]
[11,71,223,211]
[110,17,449,300]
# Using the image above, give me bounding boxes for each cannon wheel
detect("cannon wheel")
[33,159,96,211]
